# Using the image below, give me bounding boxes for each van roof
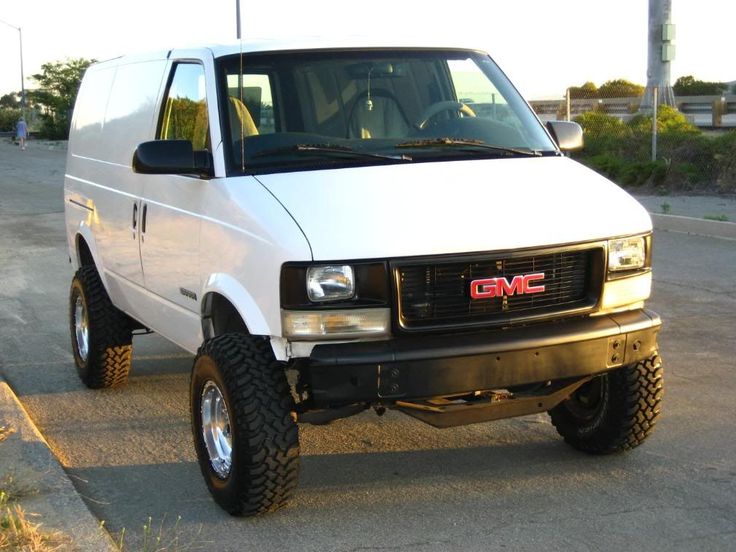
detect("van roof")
[206,37,486,57]
[91,37,487,68]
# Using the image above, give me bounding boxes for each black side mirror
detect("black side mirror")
[133,140,213,177]
[546,121,584,152]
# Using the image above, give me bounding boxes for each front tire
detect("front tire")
[69,266,133,388]
[549,354,663,454]
[191,333,300,516]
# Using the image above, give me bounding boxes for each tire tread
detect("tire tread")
[70,266,132,388]
[192,334,299,516]
[549,354,663,454]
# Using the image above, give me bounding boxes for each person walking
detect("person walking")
[16,116,28,151]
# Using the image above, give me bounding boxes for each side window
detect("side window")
[159,63,210,150]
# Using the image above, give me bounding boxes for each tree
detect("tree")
[569,81,598,99]
[0,92,20,108]
[673,76,727,96]
[568,79,645,99]
[0,92,22,132]
[29,58,95,139]
[597,79,644,98]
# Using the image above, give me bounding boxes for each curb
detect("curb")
[651,213,736,240]
[0,378,117,551]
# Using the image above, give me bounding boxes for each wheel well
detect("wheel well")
[76,235,95,268]
[202,293,249,339]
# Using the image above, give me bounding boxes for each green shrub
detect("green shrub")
[572,105,734,192]
[713,131,736,192]
[628,105,699,136]
[574,111,631,140]
[621,160,669,187]
[0,108,22,132]
[588,153,626,180]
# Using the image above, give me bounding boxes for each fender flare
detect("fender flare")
[73,223,110,290]
[200,273,272,337]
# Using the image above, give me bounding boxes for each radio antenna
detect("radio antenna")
[237,0,245,171]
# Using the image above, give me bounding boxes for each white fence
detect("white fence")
[529,95,736,129]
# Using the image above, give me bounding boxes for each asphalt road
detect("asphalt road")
[1,140,735,551]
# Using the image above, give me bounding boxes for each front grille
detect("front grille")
[395,248,601,330]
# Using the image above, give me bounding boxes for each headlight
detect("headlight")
[608,236,646,273]
[307,265,355,302]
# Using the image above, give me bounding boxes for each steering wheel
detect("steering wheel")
[417,101,477,130]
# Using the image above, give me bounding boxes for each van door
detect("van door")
[70,61,167,291]
[139,62,209,315]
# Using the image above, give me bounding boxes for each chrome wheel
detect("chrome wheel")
[201,380,233,478]
[74,295,89,362]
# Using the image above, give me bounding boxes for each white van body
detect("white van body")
[64,40,662,515]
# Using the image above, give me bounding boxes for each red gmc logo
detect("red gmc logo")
[470,273,546,299]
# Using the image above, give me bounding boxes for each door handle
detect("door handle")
[142,204,148,234]
[132,203,138,239]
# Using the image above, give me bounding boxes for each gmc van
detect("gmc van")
[65,39,662,516]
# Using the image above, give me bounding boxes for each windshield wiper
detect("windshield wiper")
[252,143,412,161]
[395,138,542,157]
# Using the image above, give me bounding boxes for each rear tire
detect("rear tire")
[69,267,133,388]
[191,333,300,516]
[549,354,663,454]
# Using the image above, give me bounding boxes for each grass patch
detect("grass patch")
[0,471,39,503]
[703,214,729,222]
[0,427,69,551]
[0,489,69,551]
[112,515,206,551]
[0,426,15,443]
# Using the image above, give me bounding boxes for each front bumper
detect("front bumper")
[306,309,661,407]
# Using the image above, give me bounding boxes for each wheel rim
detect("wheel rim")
[74,295,89,362]
[200,380,233,479]
[564,376,605,421]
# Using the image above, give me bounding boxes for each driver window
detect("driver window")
[159,63,210,151]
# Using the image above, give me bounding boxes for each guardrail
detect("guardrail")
[529,95,736,129]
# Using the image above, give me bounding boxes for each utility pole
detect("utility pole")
[642,0,676,111]
[0,19,25,113]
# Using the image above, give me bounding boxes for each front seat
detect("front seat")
[228,96,259,144]
[348,90,411,139]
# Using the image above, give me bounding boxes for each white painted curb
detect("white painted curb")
[651,213,736,240]
[0,379,117,551]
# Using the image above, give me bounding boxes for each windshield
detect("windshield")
[217,49,557,174]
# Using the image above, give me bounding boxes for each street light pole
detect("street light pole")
[0,19,25,113]
[18,26,26,112]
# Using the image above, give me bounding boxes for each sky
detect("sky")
[0,0,733,100]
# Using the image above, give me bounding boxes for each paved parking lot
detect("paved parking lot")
[1,140,735,551]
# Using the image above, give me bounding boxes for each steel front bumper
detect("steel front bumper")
[306,309,661,407]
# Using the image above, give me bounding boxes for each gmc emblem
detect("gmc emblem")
[470,273,546,299]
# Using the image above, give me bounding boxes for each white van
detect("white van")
[65,39,662,516]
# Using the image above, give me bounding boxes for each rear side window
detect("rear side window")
[159,63,210,150]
